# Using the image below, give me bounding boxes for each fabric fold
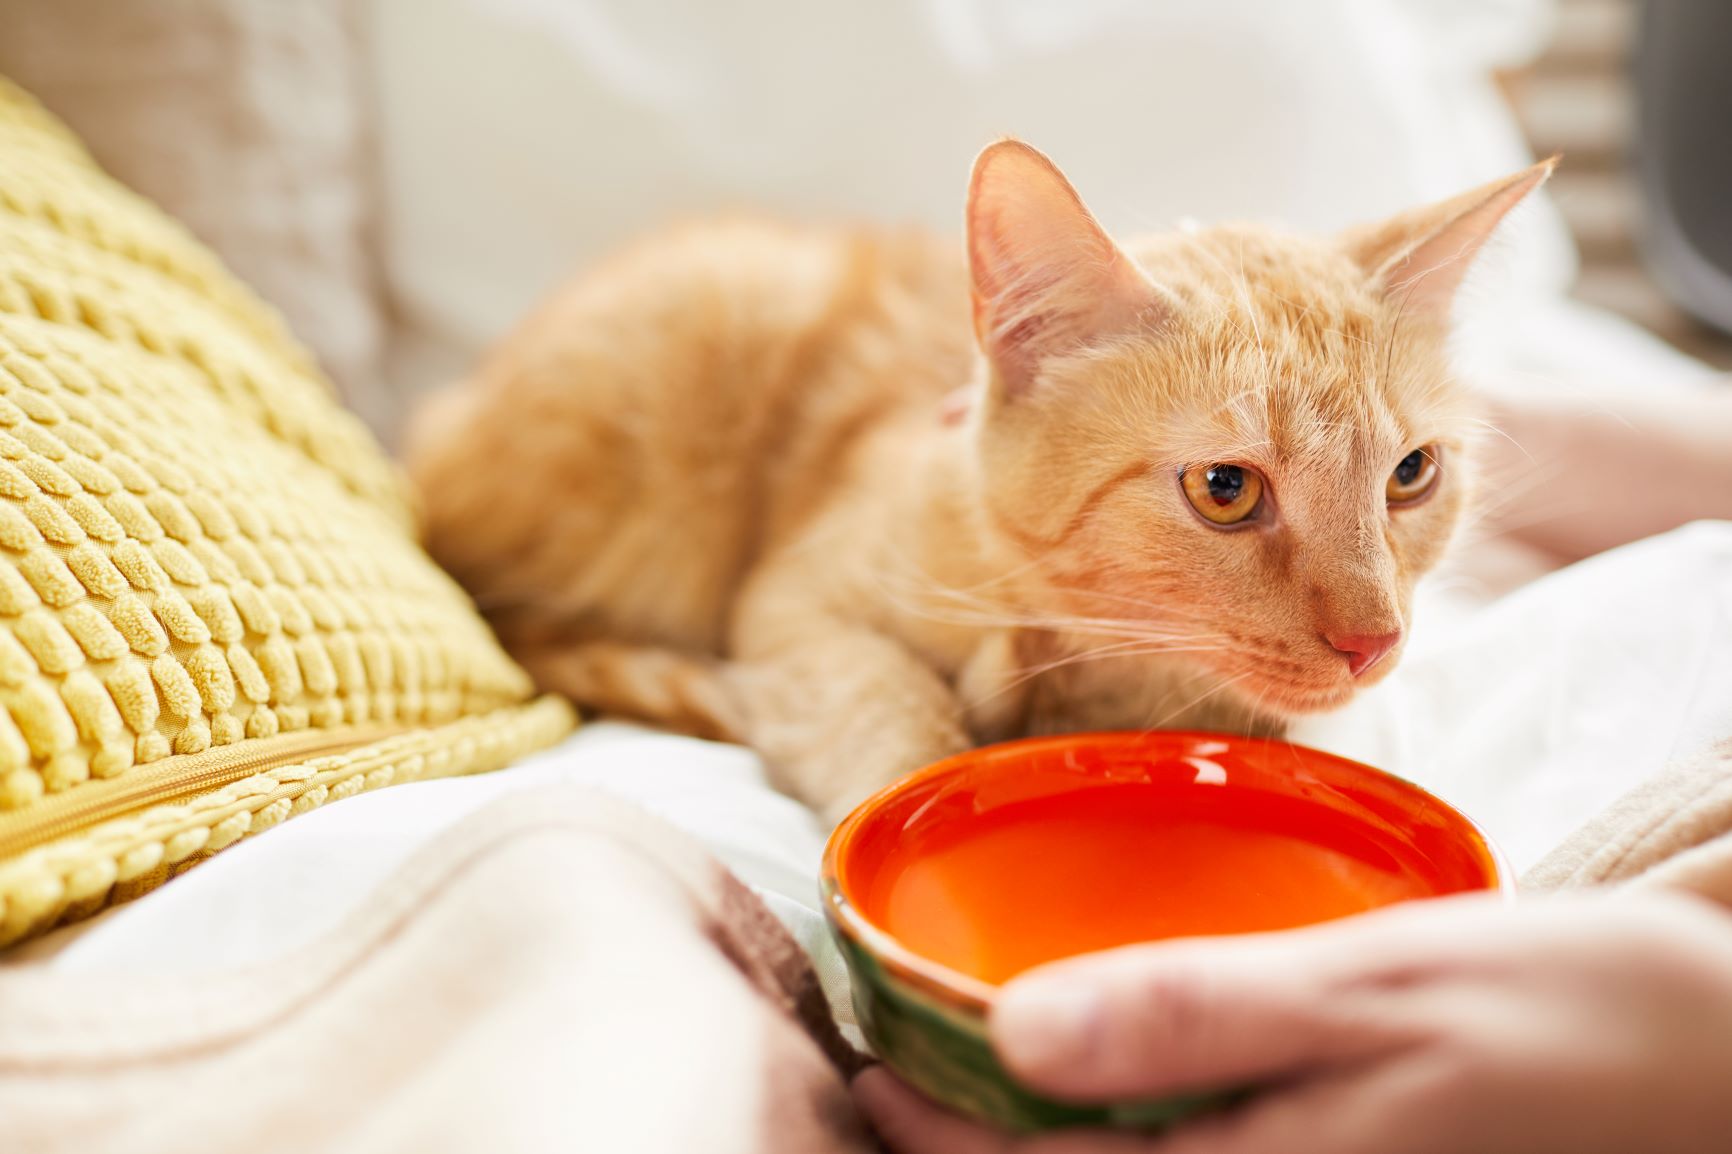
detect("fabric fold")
[0,785,871,1154]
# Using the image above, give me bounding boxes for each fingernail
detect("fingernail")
[851,1066,896,1111]
[992,979,1102,1076]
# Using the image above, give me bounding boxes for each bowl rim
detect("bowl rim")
[821,728,1513,1013]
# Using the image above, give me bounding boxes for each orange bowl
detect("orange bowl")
[823,730,1508,1131]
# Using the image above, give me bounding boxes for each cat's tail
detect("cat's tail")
[512,641,748,744]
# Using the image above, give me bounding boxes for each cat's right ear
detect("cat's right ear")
[967,140,1165,399]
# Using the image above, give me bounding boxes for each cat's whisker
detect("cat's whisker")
[924,603,1221,645]
[1047,584,1196,617]
[1145,669,1254,732]
[1242,675,1276,736]
[1452,458,1566,541]
[964,637,1233,707]
[1463,415,1538,467]
[872,587,1157,643]
[923,552,1056,595]
[1062,598,1243,638]
[874,565,1235,646]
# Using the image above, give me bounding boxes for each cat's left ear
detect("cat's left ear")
[1344,157,1557,315]
[967,140,1166,398]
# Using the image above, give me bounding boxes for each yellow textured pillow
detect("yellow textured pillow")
[0,79,573,946]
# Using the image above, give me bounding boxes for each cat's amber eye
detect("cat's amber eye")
[1182,464,1265,526]
[1387,445,1440,505]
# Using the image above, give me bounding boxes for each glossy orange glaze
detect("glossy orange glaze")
[834,733,1500,986]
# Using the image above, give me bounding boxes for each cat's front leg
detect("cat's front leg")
[728,624,972,824]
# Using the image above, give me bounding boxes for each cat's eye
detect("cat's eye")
[1182,464,1265,526]
[1387,445,1440,505]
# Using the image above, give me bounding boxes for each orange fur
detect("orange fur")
[407,142,1552,819]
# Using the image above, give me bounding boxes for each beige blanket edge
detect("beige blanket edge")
[1525,740,1732,905]
[0,786,873,1154]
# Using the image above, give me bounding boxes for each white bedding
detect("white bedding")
[37,521,1732,1054]
[32,724,854,1028]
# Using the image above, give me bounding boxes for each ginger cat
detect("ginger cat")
[408,141,1552,820]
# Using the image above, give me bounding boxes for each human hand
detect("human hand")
[1473,384,1732,564]
[853,890,1732,1153]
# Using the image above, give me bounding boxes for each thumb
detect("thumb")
[988,905,1464,1101]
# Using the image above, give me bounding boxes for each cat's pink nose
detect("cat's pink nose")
[1327,630,1402,677]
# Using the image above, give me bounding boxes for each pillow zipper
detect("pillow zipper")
[0,724,405,859]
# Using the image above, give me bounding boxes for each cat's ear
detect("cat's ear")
[1344,158,1557,316]
[967,139,1165,398]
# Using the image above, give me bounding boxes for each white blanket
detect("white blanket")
[34,522,1732,1050]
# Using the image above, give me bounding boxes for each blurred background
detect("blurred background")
[0,0,1726,443]
[1505,0,1732,368]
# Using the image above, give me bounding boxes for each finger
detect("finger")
[992,947,1389,1100]
[990,897,1504,1100]
[1146,1054,1451,1154]
[853,1068,1165,1154]
[852,1068,1018,1154]
[1147,1079,1369,1154]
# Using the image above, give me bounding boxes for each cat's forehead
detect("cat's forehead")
[1129,226,1380,327]
[1122,228,1461,467]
